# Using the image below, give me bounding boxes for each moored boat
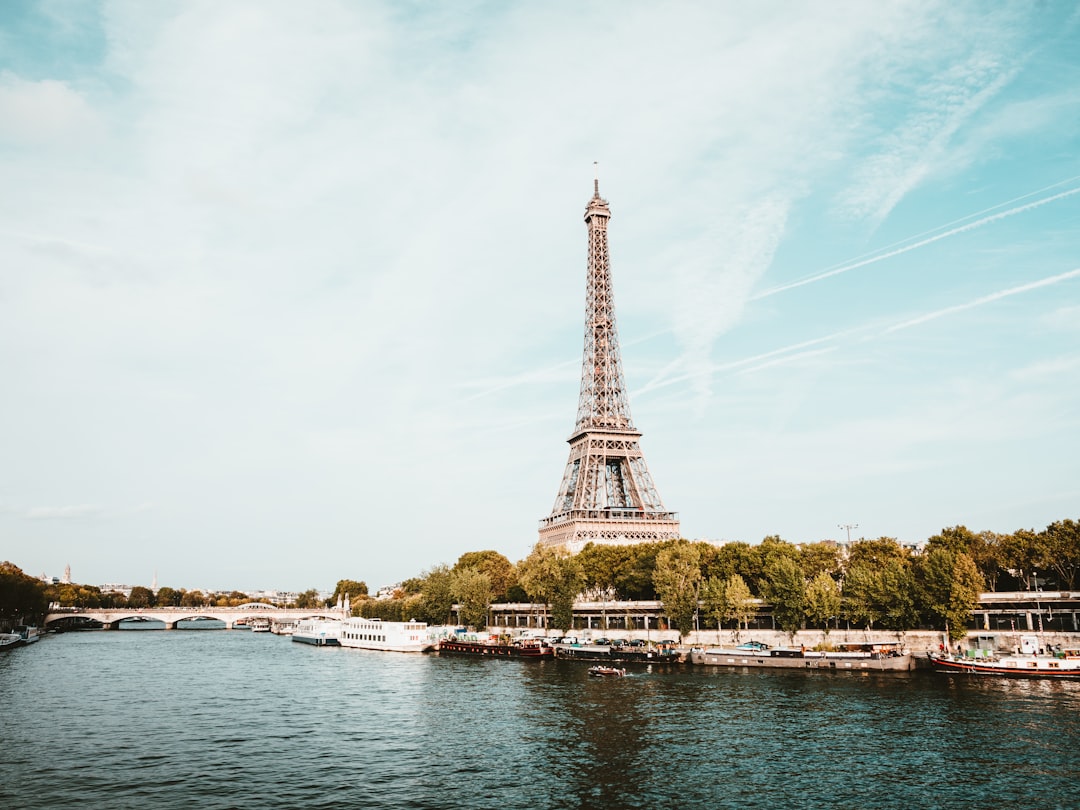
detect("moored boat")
[0,632,23,650]
[291,618,342,647]
[927,634,1080,678]
[1,626,43,650]
[250,618,271,633]
[438,634,553,659]
[554,642,683,665]
[339,618,435,653]
[689,640,914,671]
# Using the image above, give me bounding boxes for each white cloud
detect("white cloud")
[0,72,104,147]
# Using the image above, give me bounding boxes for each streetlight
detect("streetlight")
[838,523,859,544]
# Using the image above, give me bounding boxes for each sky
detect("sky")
[1,2,1079,594]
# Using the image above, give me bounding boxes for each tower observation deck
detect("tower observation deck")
[538,178,680,550]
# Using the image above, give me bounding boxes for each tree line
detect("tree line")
[8,517,1076,641]
[355,519,1079,642]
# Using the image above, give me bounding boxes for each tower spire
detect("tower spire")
[539,176,680,551]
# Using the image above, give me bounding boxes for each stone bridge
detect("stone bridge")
[45,603,346,630]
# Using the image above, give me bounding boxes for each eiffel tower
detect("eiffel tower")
[538,175,680,550]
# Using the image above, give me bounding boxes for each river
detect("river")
[2,629,1078,809]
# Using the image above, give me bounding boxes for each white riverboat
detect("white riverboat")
[339,618,435,653]
[928,634,1080,678]
[250,618,271,633]
[291,618,342,647]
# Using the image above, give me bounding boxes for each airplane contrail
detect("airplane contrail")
[882,267,1080,334]
[752,185,1080,300]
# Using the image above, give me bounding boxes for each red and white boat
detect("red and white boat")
[928,635,1080,678]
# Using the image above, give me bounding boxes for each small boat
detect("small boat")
[291,618,342,647]
[927,635,1080,678]
[588,666,626,678]
[250,618,271,633]
[0,632,23,650]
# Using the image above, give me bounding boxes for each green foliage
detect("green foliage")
[451,566,494,629]
[652,542,703,639]
[454,551,514,601]
[804,571,841,633]
[293,589,322,609]
[1041,519,1080,590]
[155,586,181,607]
[762,554,806,635]
[0,562,48,629]
[127,586,155,608]
[416,564,456,625]
[331,579,369,603]
[916,549,983,640]
[518,544,582,632]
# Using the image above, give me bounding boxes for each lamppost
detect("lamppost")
[838,523,858,544]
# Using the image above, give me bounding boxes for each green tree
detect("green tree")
[518,544,582,633]
[842,562,883,630]
[451,566,494,629]
[155,586,180,607]
[293,589,322,609]
[877,558,919,631]
[454,551,514,601]
[416,565,456,625]
[916,549,983,641]
[0,562,48,629]
[653,542,703,640]
[331,579,369,603]
[180,589,208,608]
[127,586,155,608]
[763,554,806,635]
[1042,519,1080,590]
[800,543,842,581]
[804,571,841,633]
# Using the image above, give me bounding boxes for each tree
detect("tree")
[763,555,806,635]
[518,544,582,633]
[180,589,208,608]
[127,586,155,608]
[331,579,369,603]
[0,562,48,629]
[293,589,322,609]
[453,551,514,601]
[916,549,983,641]
[842,562,883,630]
[451,567,494,629]
[414,565,455,625]
[1042,519,1080,590]
[804,571,841,633]
[653,542,703,640]
[877,559,919,631]
[155,586,181,607]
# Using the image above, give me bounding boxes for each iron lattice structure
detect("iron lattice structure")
[538,180,680,550]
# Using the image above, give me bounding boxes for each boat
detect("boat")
[689,640,914,671]
[588,665,626,677]
[270,620,297,636]
[250,618,271,633]
[291,618,342,647]
[927,634,1080,678]
[339,618,435,653]
[438,633,554,659]
[0,626,43,650]
[553,641,683,665]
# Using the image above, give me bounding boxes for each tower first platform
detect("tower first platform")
[539,178,680,550]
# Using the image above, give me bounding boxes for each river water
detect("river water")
[2,629,1078,809]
